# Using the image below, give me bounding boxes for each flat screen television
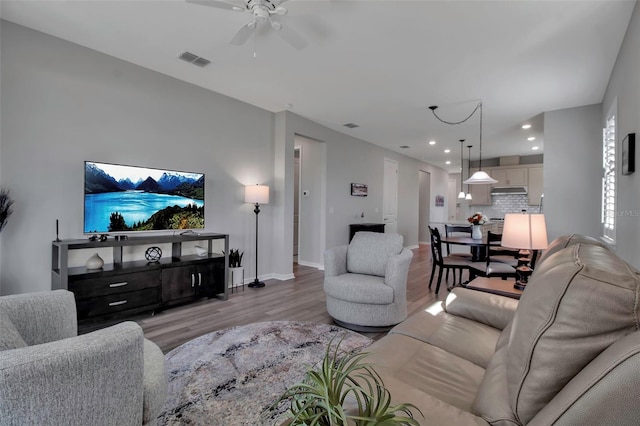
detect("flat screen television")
[84,161,205,233]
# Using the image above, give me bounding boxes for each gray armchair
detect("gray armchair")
[324,232,413,331]
[0,290,167,426]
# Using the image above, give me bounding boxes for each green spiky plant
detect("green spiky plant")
[0,188,14,232]
[272,335,421,425]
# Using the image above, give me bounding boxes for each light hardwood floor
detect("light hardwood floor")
[138,244,452,353]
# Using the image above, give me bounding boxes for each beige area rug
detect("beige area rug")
[157,321,373,426]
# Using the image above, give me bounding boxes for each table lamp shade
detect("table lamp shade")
[502,213,548,250]
[245,184,269,204]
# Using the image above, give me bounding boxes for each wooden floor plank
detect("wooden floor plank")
[138,244,447,353]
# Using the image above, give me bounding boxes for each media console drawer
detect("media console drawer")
[69,270,161,299]
[76,287,161,319]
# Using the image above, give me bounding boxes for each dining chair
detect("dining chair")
[468,231,518,280]
[444,224,473,259]
[486,231,521,267]
[428,226,473,294]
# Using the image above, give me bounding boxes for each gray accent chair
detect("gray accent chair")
[0,290,167,426]
[324,232,413,332]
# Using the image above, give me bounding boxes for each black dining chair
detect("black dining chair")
[486,231,521,267]
[468,233,517,280]
[444,224,473,259]
[428,226,473,294]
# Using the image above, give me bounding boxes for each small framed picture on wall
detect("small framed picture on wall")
[351,183,368,196]
[435,195,445,207]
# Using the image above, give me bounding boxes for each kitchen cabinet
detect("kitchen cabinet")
[468,169,492,205]
[528,166,544,206]
[491,168,528,187]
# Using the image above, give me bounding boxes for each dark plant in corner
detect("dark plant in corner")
[0,189,14,232]
[272,335,421,425]
[225,249,244,268]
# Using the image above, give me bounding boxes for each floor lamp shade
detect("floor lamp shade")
[502,213,548,250]
[245,184,269,204]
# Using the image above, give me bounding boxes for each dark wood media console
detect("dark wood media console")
[52,233,229,330]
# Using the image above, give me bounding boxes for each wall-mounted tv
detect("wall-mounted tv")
[84,161,205,233]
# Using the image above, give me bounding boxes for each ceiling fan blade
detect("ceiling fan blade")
[276,24,308,50]
[230,21,256,46]
[186,0,245,12]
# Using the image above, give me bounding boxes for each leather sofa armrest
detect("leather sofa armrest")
[444,287,518,330]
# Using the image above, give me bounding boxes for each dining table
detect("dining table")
[440,235,500,262]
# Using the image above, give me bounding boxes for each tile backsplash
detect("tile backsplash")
[465,194,541,219]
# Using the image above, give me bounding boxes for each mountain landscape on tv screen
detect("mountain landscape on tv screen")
[84,162,204,233]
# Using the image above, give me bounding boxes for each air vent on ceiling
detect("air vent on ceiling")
[399,145,411,149]
[179,51,212,68]
[343,123,360,129]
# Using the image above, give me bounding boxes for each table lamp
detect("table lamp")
[501,212,548,290]
[245,184,269,288]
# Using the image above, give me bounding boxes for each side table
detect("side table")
[466,277,523,299]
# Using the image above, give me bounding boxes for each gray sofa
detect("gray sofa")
[0,290,167,426]
[364,234,640,425]
[324,232,413,331]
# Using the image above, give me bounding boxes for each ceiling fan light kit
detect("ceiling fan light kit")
[187,0,307,51]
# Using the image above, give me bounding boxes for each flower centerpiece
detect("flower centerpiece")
[467,212,486,239]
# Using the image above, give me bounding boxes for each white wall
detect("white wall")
[603,1,640,268]
[0,21,450,294]
[543,104,603,242]
[0,21,275,294]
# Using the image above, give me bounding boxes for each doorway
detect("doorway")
[418,170,431,244]
[293,135,326,269]
[293,147,301,263]
[383,158,399,234]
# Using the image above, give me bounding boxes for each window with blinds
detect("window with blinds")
[602,113,616,242]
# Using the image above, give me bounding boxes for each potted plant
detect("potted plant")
[226,249,244,288]
[0,188,14,232]
[271,336,421,425]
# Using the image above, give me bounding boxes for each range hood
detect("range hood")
[491,186,528,195]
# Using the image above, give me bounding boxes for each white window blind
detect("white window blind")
[602,114,616,242]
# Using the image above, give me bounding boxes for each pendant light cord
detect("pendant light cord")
[429,101,485,171]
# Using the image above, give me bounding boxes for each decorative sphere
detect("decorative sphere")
[145,246,162,262]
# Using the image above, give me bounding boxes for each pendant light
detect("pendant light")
[428,101,497,185]
[465,145,473,200]
[457,139,466,199]
[463,102,497,184]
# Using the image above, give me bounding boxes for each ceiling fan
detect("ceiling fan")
[187,0,308,50]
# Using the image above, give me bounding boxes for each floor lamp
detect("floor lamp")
[245,184,269,288]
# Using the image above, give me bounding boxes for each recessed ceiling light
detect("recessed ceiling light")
[429,140,436,145]
[445,161,451,165]
[444,149,451,153]
[522,124,532,129]
[532,146,540,150]
[528,136,536,141]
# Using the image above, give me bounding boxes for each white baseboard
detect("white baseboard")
[406,244,419,250]
[297,260,324,271]
[271,273,296,281]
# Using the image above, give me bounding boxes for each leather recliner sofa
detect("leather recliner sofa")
[364,234,640,425]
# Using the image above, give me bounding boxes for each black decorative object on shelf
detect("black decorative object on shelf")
[145,246,162,263]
